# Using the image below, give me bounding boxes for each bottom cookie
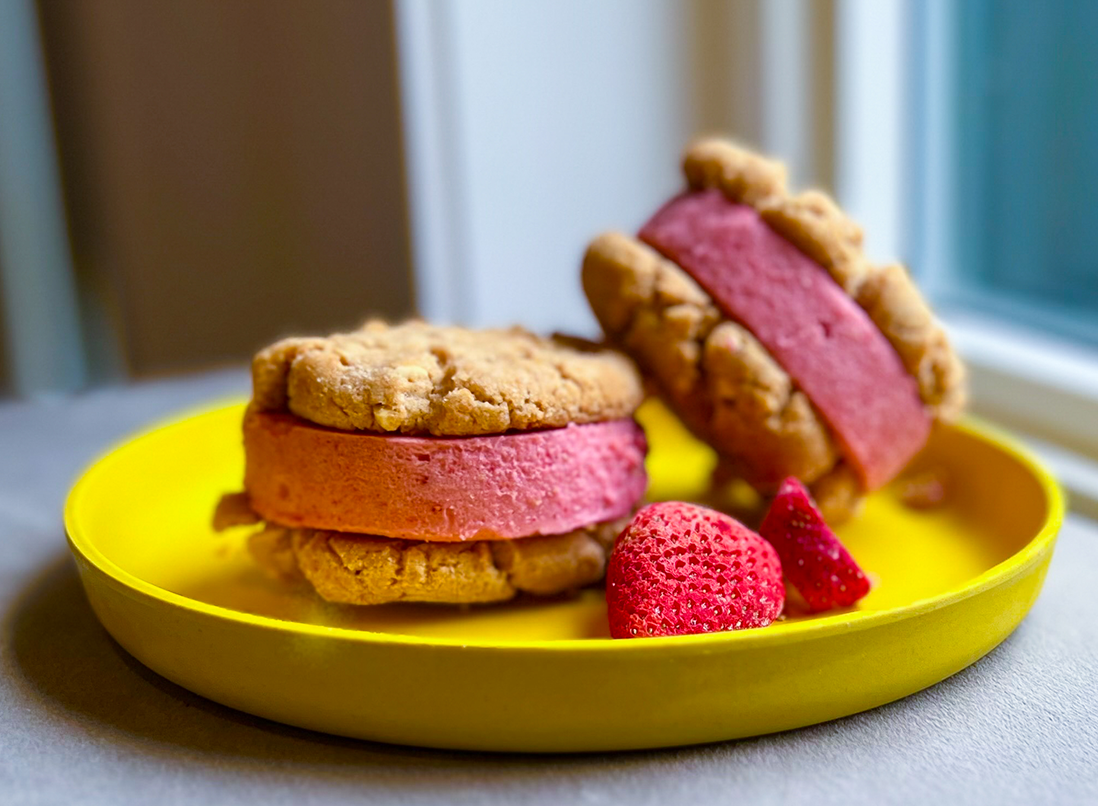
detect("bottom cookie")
[248,518,627,606]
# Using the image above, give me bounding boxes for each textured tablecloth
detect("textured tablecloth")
[1,370,1095,805]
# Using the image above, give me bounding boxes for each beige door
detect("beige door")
[37,0,415,379]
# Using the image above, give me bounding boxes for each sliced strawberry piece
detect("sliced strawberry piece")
[606,502,784,638]
[759,477,870,612]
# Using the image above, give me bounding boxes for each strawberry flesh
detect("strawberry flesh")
[759,477,870,612]
[607,502,785,638]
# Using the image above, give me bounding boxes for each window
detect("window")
[914,0,1098,345]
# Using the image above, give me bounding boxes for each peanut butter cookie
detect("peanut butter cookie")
[249,517,626,605]
[252,320,644,436]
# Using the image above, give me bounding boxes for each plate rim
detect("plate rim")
[64,399,1064,653]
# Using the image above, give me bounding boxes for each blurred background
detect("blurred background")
[1,0,1097,492]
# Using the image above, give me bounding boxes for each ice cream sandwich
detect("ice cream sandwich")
[216,321,648,605]
[582,139,965,521]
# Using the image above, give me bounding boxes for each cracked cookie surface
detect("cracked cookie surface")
[249,518,625,605]
[251,320,644,436]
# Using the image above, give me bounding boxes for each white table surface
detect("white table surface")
[1,370,1096,806]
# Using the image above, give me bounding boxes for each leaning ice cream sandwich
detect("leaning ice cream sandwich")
[216,320,648,605]
[582,139,965,522]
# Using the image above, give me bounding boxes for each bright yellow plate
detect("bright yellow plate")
[65,400,1063,752]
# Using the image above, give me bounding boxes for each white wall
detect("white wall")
[835,0,909,265]
[397,0,695,336]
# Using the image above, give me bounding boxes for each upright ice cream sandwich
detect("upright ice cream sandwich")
[216,321,648,605]
[582,139,965,521]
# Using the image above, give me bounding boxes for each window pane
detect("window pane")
[951,0,1098,329]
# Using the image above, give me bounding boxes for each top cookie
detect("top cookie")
[251,320,644,436]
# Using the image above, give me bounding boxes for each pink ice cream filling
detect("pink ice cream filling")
[639,190,930,490]
[244,410,648,541]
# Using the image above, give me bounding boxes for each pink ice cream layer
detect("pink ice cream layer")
[243,410,648,541]
[639,190,930,490]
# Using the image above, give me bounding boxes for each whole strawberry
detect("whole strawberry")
[607,502,784,638]
[759,477,870,612]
